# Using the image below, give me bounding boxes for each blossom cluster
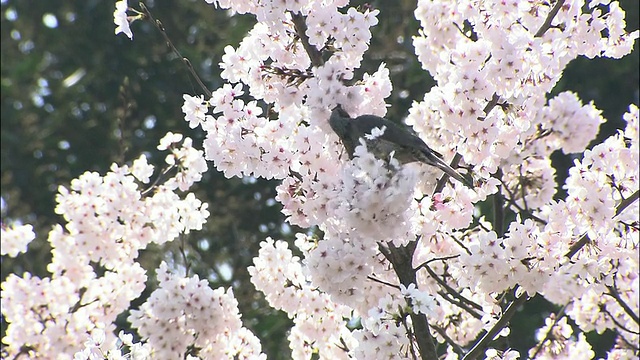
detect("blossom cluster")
[73,329,151,360]
[1,136,219,358]
[248,238,357,359]
[0,223,35,257]
[188,0,638,358]
[186,0,387,183]
[529,315,596,359]
[2,0,638,359]
[407,0,630,178]
[128,262,265,359]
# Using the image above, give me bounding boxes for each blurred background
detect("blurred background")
[1,0,638,358]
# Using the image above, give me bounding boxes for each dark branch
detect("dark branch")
[399,311,420,360]
[479,93,501,121]
[290,12,324,68]
[565,233,589,259]
[566,189,638,258]
[462,290,529,360]
[602,305,640,335]
[422,265,483,317]
[437,289,483,320]
[607,284,640,325]
[139,2,211,97]
[615,190,639,217]
[434,153,464,195]
[415,254,461,270]
[498,177,548,225]
[432,323,465,355]
[367,275,401,290]
[476,0,565,123]
[534,0,566,38]
[380,242,439,360]
[528,305,568,359]
[493,169,505,237]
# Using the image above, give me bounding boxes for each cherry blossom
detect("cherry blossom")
[1,137,210,358]
[113,0,133,39]
[0,223,36,257]
[4,0,639,359]
[128,262,265,359]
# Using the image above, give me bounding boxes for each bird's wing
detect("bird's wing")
[352,116,413,143]
[352,115,442,156]
[351,115,472,187]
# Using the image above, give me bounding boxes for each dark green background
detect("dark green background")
[1,1,638,358]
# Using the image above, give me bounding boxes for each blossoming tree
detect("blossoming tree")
[2,0,638,359]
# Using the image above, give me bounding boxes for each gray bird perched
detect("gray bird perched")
[329,106,472,187]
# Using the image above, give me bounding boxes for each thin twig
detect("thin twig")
[498,177,548,225]
[493,169,505,237]
[415,254,461,271]
[140,164,176,196]
[448,233,473,256]
[602,305,640,335]
[179,234,191,276]
[566,190,638,259]
[367,275,401,290]
[399,311,420,360]
[139,2,211,97]
[517,165,532,214]
[615,332,640,351]
[437,290,483,320]
[423,265,483,315]
[462,289,529,360]
[477,0,565,123]
[528,305,568,359]
[432,323,466,355]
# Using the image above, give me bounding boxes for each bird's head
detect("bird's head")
[329,105,352,139]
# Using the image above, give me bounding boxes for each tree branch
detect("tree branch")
[607,284,640,325]
[415,254,461,270]
[566,190,639,259]
[380,242,439,360]
[290,12,324,68]
[367,275,401,290]
[528,305,568,359]
[602,305,640,335]
[462,290,529,360]
[432,323,465,356]
[476,0,565,122]
[434,153,464,195]
[564,233,589,259]
[493,169,505,237]
[534,0,566,38]
[139,2,211,97]
[615,190,639,217]
[399,311,420,360]
[479,93,501,121]
[498,177,548,225]
[422,265,483,318]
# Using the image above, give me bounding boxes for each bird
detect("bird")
[329,106,472,187]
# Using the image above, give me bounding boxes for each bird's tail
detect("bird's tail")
[438,162,473,188]
[424,151,473,188]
